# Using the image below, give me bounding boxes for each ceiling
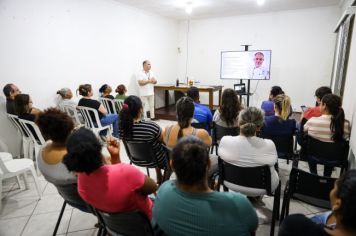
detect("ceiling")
[113,0,341,20]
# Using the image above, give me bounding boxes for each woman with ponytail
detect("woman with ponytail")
[304,94,350,143]
[163,96,211,148]
[153,137,258,236]
[119,95,168,184]
[219,107,279,195]
[77,84,119,138]
[304,94,351,176]
[261,94,297,137]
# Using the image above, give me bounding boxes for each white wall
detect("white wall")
[177,6,340,109]
[0,0,178,155]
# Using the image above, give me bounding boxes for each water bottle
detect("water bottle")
[176,78,179,87]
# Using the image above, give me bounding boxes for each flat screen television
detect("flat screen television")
[220,50,272,80]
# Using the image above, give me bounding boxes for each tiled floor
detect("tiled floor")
[0,119,334,236]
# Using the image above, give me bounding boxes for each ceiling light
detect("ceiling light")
[257,0,265,6]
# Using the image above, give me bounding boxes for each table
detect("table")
[154,84,223,120]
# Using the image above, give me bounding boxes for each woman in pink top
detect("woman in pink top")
[62,127,157,219]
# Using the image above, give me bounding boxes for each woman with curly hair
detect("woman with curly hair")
[213,88,242,128]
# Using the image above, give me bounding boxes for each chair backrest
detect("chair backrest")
[219,158,272,194]
[306,136,349,163]
[18,119,45,145]
[97,210,153,236]
[122,139,159,167]
[0,153,11,174]
[212,122,239,142]
[99,97,117,114]
[61,104,83,125]
[77,106,102,129]
[55,183,89,210]
[7,114,31,138]
[191,122,206,129]
[114,99,124,113]
[288,167,336,209]
[265,135,294,157]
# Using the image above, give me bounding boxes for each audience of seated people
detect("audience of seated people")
[261,86,285,116]
[77,84,119,138]
[279,170,356,236]
[62,127,157,219]
[153,136,258,236]
[261,94,296,137]
[119,95,168,184]
[56,88,77,110]
[304,94,351,176]
[213,88,242,128]
[187,86,212,132]
[302,86,332,121]
[115,84,128,100]
[219,107,279,196]
[99,84,114,99]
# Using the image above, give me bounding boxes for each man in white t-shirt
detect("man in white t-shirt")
[137,60,157,120]
[249,52,270,80]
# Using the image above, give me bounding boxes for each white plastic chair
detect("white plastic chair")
[7,114,34,160]
[0,152,42,210]
[114,99,124,113]
[17,119,46,175]
[99,97,118,114]
[61,104,84,126]
[77,106,112,138]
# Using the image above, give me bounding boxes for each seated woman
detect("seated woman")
[99,84,114,99]
[63,127,157,219]
[153,136,258,236]
[14,94,40,121]
[77,84,119,138]
[56,88,77,109]
[36,108,94,213]
[261,94,296,137]
[163,96,212,148]
[261,86,284,116]
[213,88,242,128]
[304,94,351,176]
[115,84,128,100]
[219,107,279,196]
[279,170,356,236]
[119,95,168,184]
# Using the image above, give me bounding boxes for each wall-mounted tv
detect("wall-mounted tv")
[220,50,272,80]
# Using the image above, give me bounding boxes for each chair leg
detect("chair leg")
[34,145,41,176]
[146,168,150,177]
[0,178,3,210]
[23,172,29,189]
[53,201,67,236]
[16,176,22,189]
[29,165,42,199]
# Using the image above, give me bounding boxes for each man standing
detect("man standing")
[250,52,270,80]
[137,60,157,120]
[3,83,21,114]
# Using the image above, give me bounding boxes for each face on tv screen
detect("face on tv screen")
[220,50,271,80]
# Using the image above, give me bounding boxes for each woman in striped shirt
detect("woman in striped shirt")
[304,94,350,143]
[119,95,168,184]
[304,94,351,176]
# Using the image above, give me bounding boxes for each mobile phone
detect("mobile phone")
[301,105,307,112]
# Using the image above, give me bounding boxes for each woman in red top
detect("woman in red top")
[62,127,157,219]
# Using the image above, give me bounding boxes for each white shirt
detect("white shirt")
[137,70,155,97]
[249,66,270,80]
[218,135,279,196]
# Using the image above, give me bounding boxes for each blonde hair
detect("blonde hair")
[273,94,291,120]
